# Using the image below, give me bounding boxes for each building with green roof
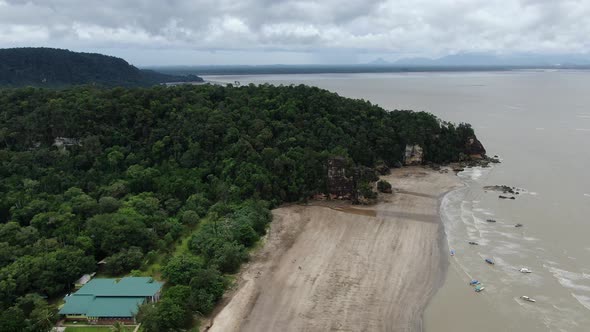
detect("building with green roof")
[59,277,163,322]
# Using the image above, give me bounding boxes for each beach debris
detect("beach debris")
[486,219,497,223]
[470,279,480,285]
[450,249,455,256]
[485,258,495,265]
[519,268,532,273]
[475,285,485,292]
[515,223,523,228]
[520,296,536,302]
[468,241,479,245]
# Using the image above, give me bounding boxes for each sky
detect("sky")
[1,0,589,66]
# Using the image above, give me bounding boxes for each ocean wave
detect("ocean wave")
[572,294,590,311]
[457,166,491,181]
[545,265,590,292]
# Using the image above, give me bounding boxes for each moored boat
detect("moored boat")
[519,267,532,273]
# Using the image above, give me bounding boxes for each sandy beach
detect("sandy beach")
[205,167,462,332]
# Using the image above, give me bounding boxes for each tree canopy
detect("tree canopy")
[0,83,476,330]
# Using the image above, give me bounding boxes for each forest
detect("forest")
[0,83,476,331]
[0,48,203,88]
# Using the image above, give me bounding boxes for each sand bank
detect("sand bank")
[206,167,462,332]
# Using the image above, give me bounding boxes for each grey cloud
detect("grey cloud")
[1,0,590,64]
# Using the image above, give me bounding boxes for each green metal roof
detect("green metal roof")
[76,277,163,297]
[59,277,163,318]
[86,297,145,317]
[59,295,94,315]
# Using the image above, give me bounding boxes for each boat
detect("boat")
[469,279,480,285]
[515,223,523,227]
[475,285,485,292]
[521,296,536,302]
[486,219,497,223]
[485,258,495,265]
[450,249,455,256]
[519,267,532,273]
[468,241,479,245]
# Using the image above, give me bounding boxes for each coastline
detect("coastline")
[205,167,462,332]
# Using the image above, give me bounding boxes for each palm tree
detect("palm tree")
[110,321,125,332]
[33,306,56,331]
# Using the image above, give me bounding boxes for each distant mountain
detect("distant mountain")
[368,58,391,65]
[394,53,590,66]
[0,48,203,87]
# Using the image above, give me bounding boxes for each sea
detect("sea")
[203,71,590,331]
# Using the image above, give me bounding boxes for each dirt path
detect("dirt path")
[206,167,461,332]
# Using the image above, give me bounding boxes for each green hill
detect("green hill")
[0,47,203,87]
[0,84,481,330]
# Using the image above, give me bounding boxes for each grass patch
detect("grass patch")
[139,220,206,279]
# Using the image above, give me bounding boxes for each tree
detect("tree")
[104,247,144,276]
[162,255,204,285]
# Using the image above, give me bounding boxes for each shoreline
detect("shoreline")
[205,167,463,332]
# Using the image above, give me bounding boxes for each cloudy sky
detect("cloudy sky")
[1,0,589,66]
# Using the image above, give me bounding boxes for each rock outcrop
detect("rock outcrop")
[404,144,423,165]
[327,157,355,199]
[464,136,486,159]
[374,162,390,175]
[326,157,379,203]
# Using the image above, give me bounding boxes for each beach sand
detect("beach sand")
[205,167,462,332]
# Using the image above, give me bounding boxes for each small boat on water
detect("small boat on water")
[519,267,532,273]
[475,285,485,292]
[485,258,495,265]
[450,249,455,256]
[515,223,523,227]
[470,279,480,285]
[468,241,479,245]
[486,219,497,223]
[521,296,536,302]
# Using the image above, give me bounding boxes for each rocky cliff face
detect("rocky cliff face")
[404,145,423,165]
[327,157,355,199]
[326,157,379,203]
[464,136,486,159]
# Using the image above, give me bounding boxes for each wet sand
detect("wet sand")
[206,167,461,332]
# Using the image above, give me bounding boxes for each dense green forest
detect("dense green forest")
[0,84,476,331]
[0,48,203,88]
